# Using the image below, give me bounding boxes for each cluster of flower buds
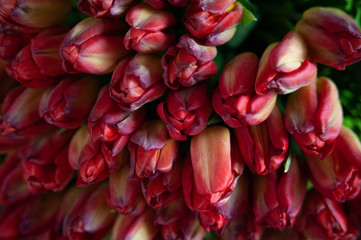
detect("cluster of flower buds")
[1,0,361,239]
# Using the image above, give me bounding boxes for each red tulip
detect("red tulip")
[234,105,289,175]
[255,31,317,95]
[0,86,52,137]
[78,0,138,18]
[60,17,130,74]
[296,7,361,70]
[184,1,243,46]
[212,52,277,127]
[124,3,176,53]
[157,82,213,141]
[162,34,218,90]
[284,76,343,159]
[110,53,166,111]
[193,0,236,14]
[39,75,99,129]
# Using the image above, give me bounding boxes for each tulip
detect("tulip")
[6,32,67,88]
[162,34,218,90]
[141,157,182,208]
[0,151,30,204]
[88,85,146,157]
[145,0,189,9]
[0,0,71,31]
[0,192,63,239]
[199,210,227,233]
[62,183,117,240]
[184,2,243,46]
[128,119,179,179]
[0,134,28,154]
[253,155,307,230]
[234,105,289,175]
[295,7,361,70]
[110,207,160,240]
[124,3,176,53]
[110,53,166,111]
[183,126,244,212]
[0,86,52,137]
[60,17,130,74]
[39,75,99,129]
[305,126,361,202]
[154,195,188,225]
[78,0,138,18]
[255,31,317,95]
[193,0,236,14]
[106,163,146,215]
[284,76,343,159]
[296,189,359,240]
[19,128,75,194]
[157,82,213,141]
[212,52,277,127]
[68,124,91,170]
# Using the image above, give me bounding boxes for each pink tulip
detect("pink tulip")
[78,0,138,18]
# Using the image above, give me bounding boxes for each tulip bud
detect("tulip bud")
[6,32,67,88]
[183,126,244,212]
[184,2,243,46]
[68,124,91,170]
[78,0,138,18]
[157,83,213,141]
[107,163,146,215]
[284,76,343,159]
[0,192,63,239]
[212,52,277,127]
[253,155,307,230]
[124,3,176,53]
[145,0,189,9]
[88,85,146,156]
[60,17,130,74]
[194,0,236,14]
[234,105,289,175]
[0,0,71,31]
[162,34,218,90]
[39,75,99,129]
[295,7,361,70]
[128,119,179,179]
[62,183,117,240]
[19,128,75,194]
[155,195,188,225]
[110,53,166,111]
[0,86,52,137]
[0,151,30,204]
[0,134,28,154]
[305,126,361,202]
[110,207,160,240]
[296,189,359,240]
[255,31,317,95]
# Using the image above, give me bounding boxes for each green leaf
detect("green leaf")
[241,6,258,25]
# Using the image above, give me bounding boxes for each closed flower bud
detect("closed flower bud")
[199,210,227,233]
[296,7,361,70]
[110,53,166,111]
[255,31,317,95]
[110,207,159,240]
[155,195,188,225]
[184,2,243,46]
[157,82,212,141]
[6,32,67,88]
[285,76,343,159]
[0,151,30,204]
[305,126,361,202]
[39,75,99,129]
[68,124,91,170]
[78,0,138,18]
[0,86,52,137]
[19,128,75,194]
[253,155,307,230]
[234,105,289,175]
[107,163,146,215]
[212,52,277,127]
[124,3,176,53]
[88,85,146,156]
[60,17,130,75]
[128,119,179,179]
[162,34,218,90]
[296,189,359,240]
[0,0,71,31]
[183,126,244,212]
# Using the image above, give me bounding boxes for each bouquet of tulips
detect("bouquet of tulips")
[1,0,361,239]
